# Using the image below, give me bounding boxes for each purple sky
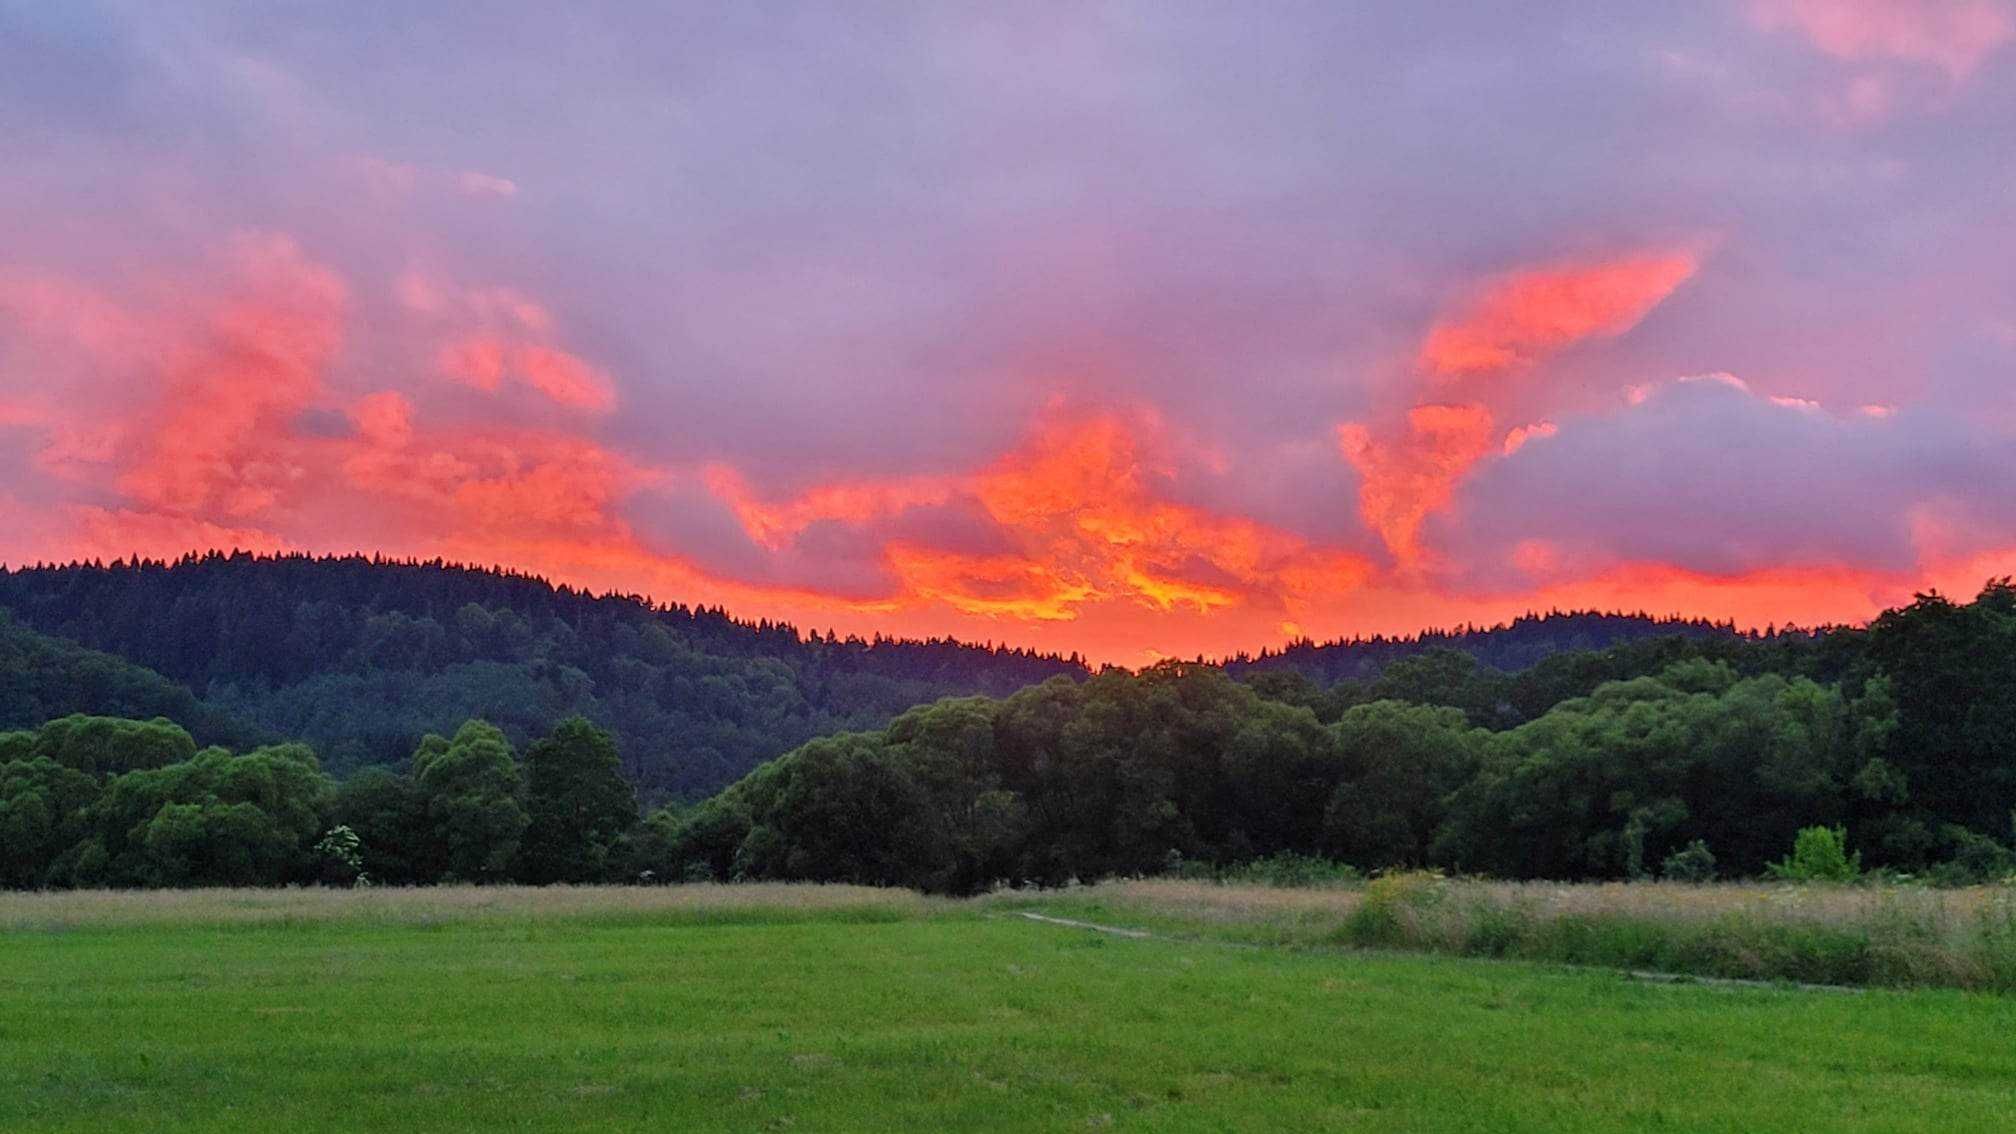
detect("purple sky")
[3,1,2014,662]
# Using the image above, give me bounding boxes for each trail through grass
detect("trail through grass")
[3,888,2014,1131]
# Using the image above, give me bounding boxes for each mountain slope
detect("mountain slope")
[0,610,256,746]
[0,554,1085,800]
[1,556,1814,801]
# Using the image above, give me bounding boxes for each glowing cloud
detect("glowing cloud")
[115,234,348,521]
[691,413,1374,626]
[1418,252,1702,379]
[1338,404,1497,566]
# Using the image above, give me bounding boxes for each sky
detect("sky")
[3,1,2015,665]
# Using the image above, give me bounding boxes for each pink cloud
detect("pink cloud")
[457,170,519,197]
[115,233,347,519]
[515,345,617,413]
[1338,403,1498,566]
[1418,250,1702,379]
[1751,0,2015,81]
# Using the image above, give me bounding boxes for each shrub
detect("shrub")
[314,824,368,887]
[1342,869,1446,944]
[1924,825,2016,886]
[1660,839,1717,882]
[1767,825,1861,883]
[1220,852,1362,889]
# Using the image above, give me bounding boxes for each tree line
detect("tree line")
[0,553,1086,802]
[3,580,2012,892]
[0,714,640,888]
[657,582,2016,891]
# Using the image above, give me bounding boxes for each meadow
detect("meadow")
[1007,875,2016,992]
[4,884,2016,1132]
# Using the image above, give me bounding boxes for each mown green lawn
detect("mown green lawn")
[3,902,2014,1132]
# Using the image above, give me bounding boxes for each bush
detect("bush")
[1924,825,2016,886]
[1767,825,1861,883]
[1660,839,1717,882]
[1219,852,1362,889]
[1342,870,1446,944]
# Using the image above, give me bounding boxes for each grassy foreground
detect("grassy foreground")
[4,886,2016,1131]
[1004,876,2016,992]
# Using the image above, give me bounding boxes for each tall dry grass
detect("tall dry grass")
[1026,876,2016,991]
[0,882,933,931]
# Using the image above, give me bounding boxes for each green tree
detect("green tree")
[515,717,639,884]
[330,766,429,884]
[412,721,528,882]
[1863,582,2016,858]
[31,715,197,776]
[76,744,331,887]
[1768,825,1861,883]
[1322,701,1485,869]
[0,757,99,887]
[1660,839,1717,882]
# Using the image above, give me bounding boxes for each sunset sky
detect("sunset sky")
[4,2,2016,664]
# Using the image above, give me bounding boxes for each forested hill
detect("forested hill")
[0,555,1823,803]
[0,554,1085,801]
[1224,611,1759,684]
[0,611,256,748]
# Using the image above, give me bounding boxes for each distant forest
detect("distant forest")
[4,554,2012,893]
[0,554,1745,800]
[0,554,1083,801]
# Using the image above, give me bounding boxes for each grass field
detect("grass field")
[1004,876,2016,991]
[4,885,2015,1132]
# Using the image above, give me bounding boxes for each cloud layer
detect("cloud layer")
[2,2,2014,663]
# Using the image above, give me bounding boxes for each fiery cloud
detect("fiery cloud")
[1417,252,1701,379]
[1337,404,1497,567]
[695,413,1374,625]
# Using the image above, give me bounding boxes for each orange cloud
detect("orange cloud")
[339,397,647,539]
[703,464,956,550]
[699,412,1372,625]
[1418,251,1701,378]
[513,345,618,413]
[439,337,508,391]
[1338,403,1497,566]
[1501,420,1557,455]
[1751,0,2015,81]
[419,280,611,412]
[6,234,2007,669]
[116,233,347,520]
[438,337,620,413]
[67,507,295,562]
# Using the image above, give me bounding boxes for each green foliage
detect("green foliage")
[29,715,197,776]
[1660,839,1717,882]
[8,575,2016,895]
[1864,581,2016,856]
[1925,825,2016,886]
[0,757,98,887]
[1216,852,1362,888]
[412,721,528,882]
[75,743,333,887]
[1321,702,1486,868]
[329,766,429,884]
[1768,825,1862,883]
[0,555,1086,802]
[314,824,368,886]
[515,717,639,883]
[0,611,255,745]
